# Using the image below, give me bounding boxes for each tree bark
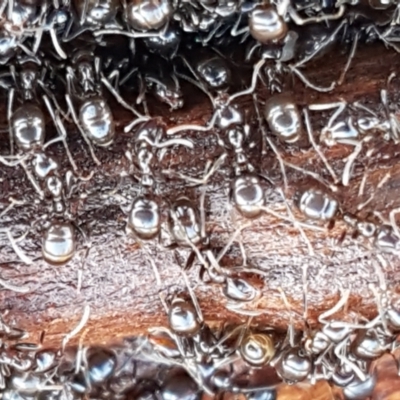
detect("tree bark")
[0,40,399,361]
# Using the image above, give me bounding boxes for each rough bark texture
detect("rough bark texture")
[1,42,400,357]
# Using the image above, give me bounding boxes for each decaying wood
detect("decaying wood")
[0,42,400,355]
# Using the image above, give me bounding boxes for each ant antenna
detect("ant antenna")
[278,188,314,256]
[253,93,288,189]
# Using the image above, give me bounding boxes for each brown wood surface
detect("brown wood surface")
[0,41,400,362]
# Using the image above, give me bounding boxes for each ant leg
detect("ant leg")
[119,66,138,87]
[124,117,152,133]
[291,66,335,92]
[202,20,222,45]
[137,73,150,117]
[107,70,120,88]
[390,340,400,376]
[278,188,314,256]
[294,19,347,68]
[225,304,265,316]
[155,138,194,156]
[174,69,215,107]
[32,26,44,55]
[17,42,38,58]
[284,160,336,191]
[0,154,26,168]
[93,29,159,39]
[163,153,227,186]
[375,254,389,292]
[352,101,378,118]
[358,170,369,197]
[183,251,196,273]
[288,4,345,26]
[199,185,207,241]
[370,284,390,335]
[66,67,77,95]
[228,58,265,103]
[308,100,347,129]
[142,245,161,287]
[252,92,267,156]
[74,224,93,296]
[7,0,13,21]
[230,12,248,37]
[0,228,33,265]
[0,274,31,293]
[389,207,400,239]
[198,152,227,184]
[253,93,288,189]
[245,42,261,62]
[136,72,145,106]
[94,56,101,81]
[0,197,24,219]
[338,31,359,86]
[158,291,170,315]
[166,112,218,136]
[101,75,148,121]
[333,340,367,381]
[239,233,247,267]
[302,263,309,329]
[169,209,210,271]
[357,170,391,211]
[303,108,339,184]
[62,21,89,43]
[259,205,325,232]
[318,288,351,324]
[265,134,289,188]
[65,94,101,166]
[7,88,14,155]
[381,89,400,142]
[178,54,203,83]
[278,287,296,348]
[208,324,246,354]
[231,383,279,394]
[390,114,400,143]
[276,0,290,16]
[0,0,6,16]
[180,268,203,323]
[62,304,90,351]
[20,158,44,198]
[38,80,71,122]
[80,0,89,25]
[75,338,87,376]
[372,25,400,54]
[342,140,367,187]
[216,223,251,264]
[42,95,78,171]
[156,140,194,164]
[204,249,226,282]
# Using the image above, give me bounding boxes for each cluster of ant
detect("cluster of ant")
[0,0,398,67]
[0,315,206,400]
[1,0,400,268]
[143,273,400,400]
[1,0,400,400]
[0,277,400,400]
